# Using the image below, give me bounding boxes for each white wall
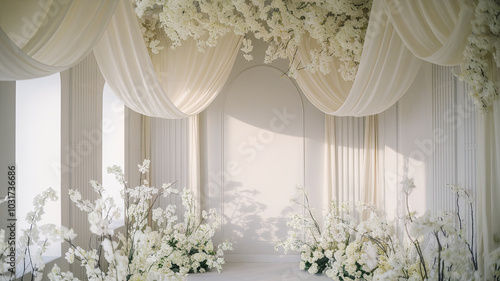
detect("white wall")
[200,37,325,262]
[379,62,433,220]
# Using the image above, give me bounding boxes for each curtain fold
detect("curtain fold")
[361,115,379,211]
[93,0,242,119]
[384,0,473,65]
[296,0,472,117]
[295,0,423,116]
[324,115,379,217]
[188,115,201,219]
[0,0,118,80]
[141,115,152,225]
[324,115,337,213]
[477,65,500,278]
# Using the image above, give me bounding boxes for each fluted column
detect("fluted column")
[60,52,104,278]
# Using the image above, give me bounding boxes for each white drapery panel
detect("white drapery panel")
[384,0,473,65]
[0,0,118,80]
[324,115,379,216]
[295,0,472,117]
[360,115,380,209]
[477,68,500,278]
[149,115,201,223]
[93,0,242,119]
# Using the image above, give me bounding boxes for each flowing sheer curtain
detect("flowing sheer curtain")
[93,0,242,119]
[318,0,471,217]
[384,0,473,65]
[295,0,472,117]
[92,0,241,212]
[324,115,379,214]
[295,0,422,116]
[0,0,118,80]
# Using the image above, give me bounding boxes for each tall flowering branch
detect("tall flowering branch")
[17,188,58,281]
[278,182,487,280]
[48,159,231,280]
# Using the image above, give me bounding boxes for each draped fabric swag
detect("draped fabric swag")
[142,114,201,222]
[295,0,473,117]
[92,0,239,214]
[93,0,242,119]
[0,0,498,275]
[0,0,118,80]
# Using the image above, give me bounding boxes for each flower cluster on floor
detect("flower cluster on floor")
[276,181,500,281]
[0,160,232,281]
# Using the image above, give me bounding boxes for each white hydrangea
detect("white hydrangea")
[133,0,372,81]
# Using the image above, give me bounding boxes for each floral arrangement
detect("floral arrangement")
[132,0,372,81]
[275,186,389,279]
[132,0,499,111]
[460,0,499,111]
[277,180,500,280]
[376,179,480,280]
[0,188,64,281]
[1,160,231,280]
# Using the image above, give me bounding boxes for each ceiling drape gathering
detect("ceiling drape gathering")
[295,0,473,117]
[0,0,118,80]
[0,0,477,118]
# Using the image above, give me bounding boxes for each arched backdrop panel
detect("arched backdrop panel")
[221,66,305,262]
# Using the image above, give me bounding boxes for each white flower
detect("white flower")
[448,183,470,198]
[489,247,500,278]
[65,248,75,263]
[88,211,101,225]
[69,189,81,202]
[308,263,319,274]
[16,160,235,280]
[138,159,151,174]
[61,226,77,240]
[361,241,379,271]
[152,208,165,225]
[401,176,416,194]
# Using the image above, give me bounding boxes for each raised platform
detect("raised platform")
[187,263,331,281]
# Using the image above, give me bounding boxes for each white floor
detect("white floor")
[187,263,331,281]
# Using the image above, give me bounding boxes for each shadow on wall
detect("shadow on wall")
[222,180,295,255]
